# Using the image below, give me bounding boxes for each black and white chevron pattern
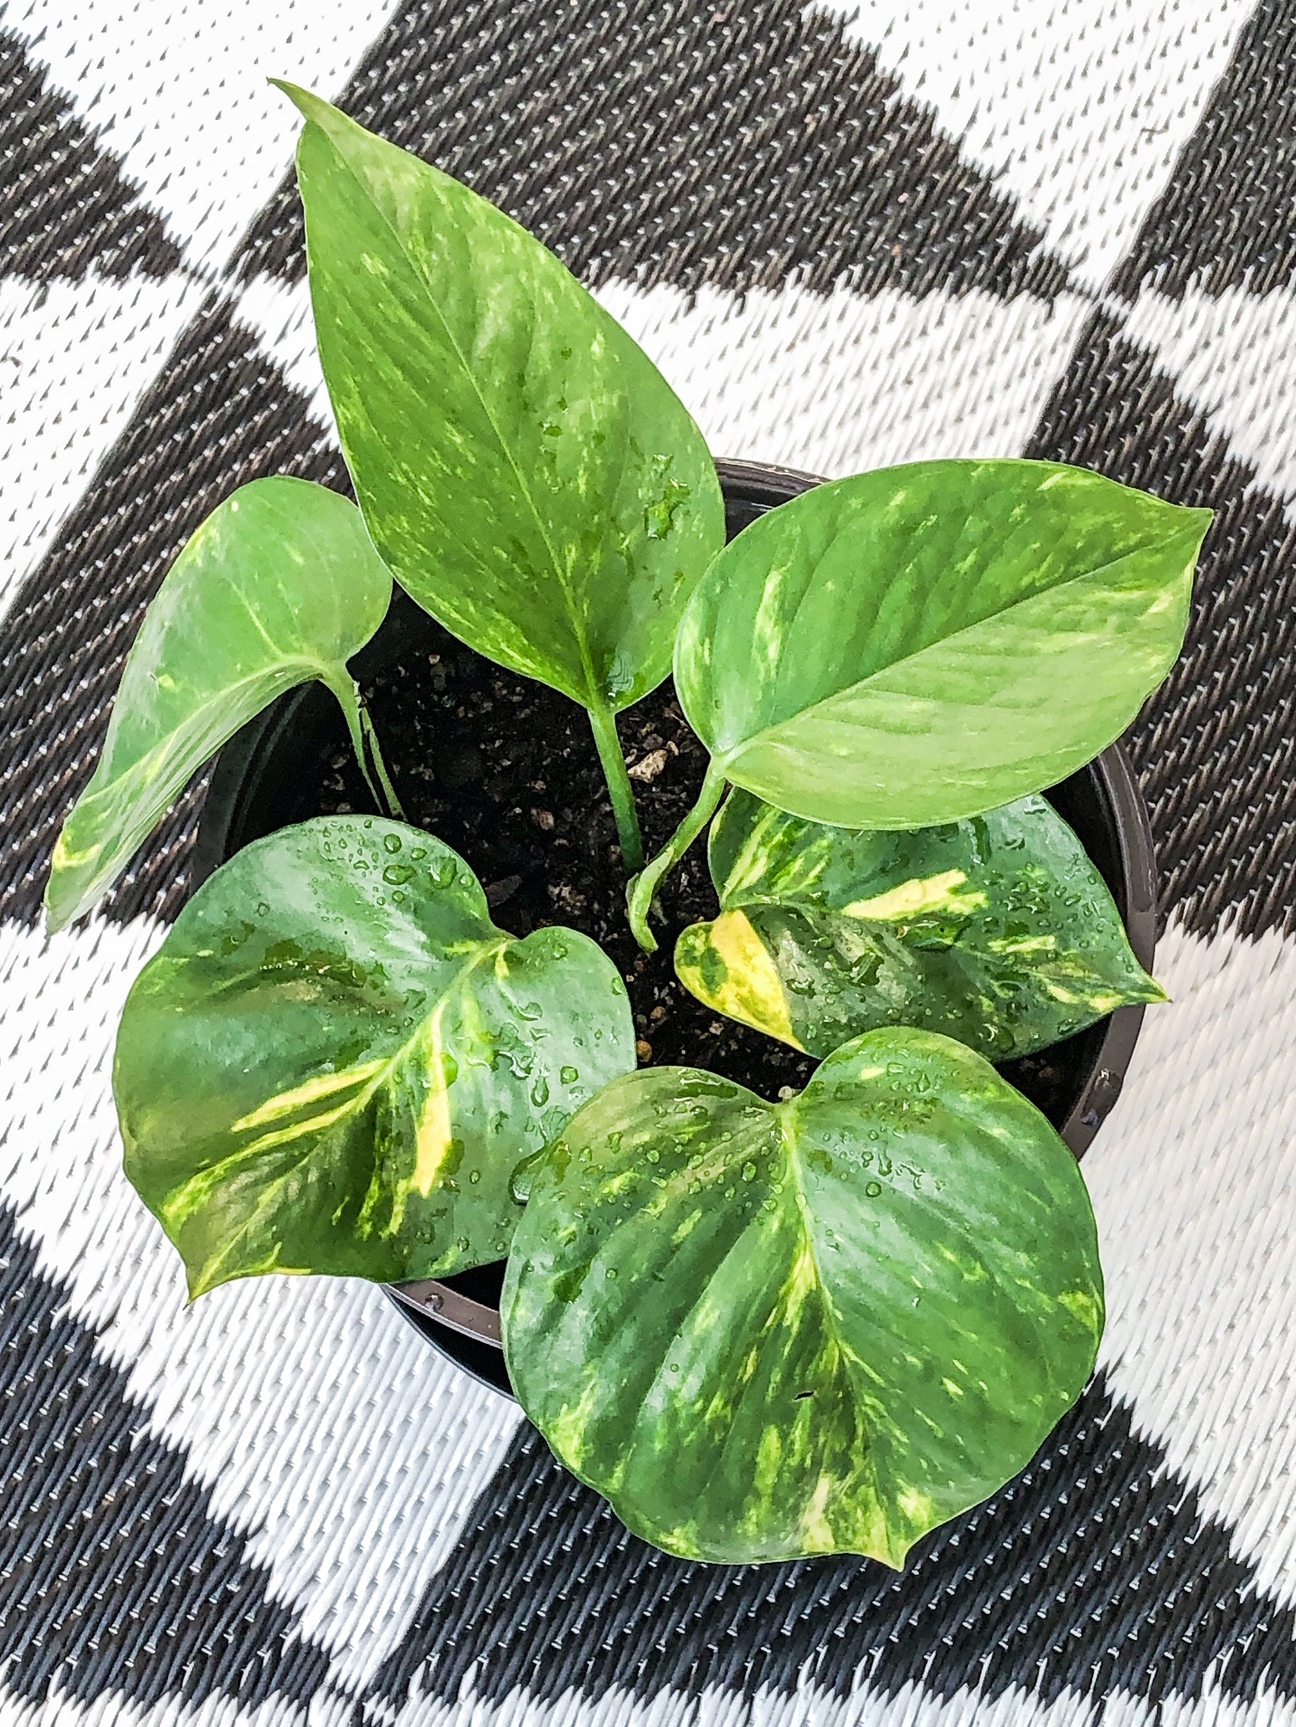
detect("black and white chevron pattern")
[2,2,1294,1722]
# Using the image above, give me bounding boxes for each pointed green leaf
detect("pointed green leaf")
[675,790,1165,1059]
[503,1028,1103,1566]
[114,817,635,1297]
[278,83,724,715]
[674,460,1211,828]
[46,477,392,932]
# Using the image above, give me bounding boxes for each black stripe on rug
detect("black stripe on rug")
[1112,0,1296,300]
[1025,306,1296,940]
[0,23,184,282]
[0,1204,331,1713]
[0,293,346,927]
[233,0,1071,301]
[365,1373,1296,1719]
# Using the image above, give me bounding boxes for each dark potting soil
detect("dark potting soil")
[319,599,815,1101]
[305,592,1070,1119]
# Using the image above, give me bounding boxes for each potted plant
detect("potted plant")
[47,86,1211,1569]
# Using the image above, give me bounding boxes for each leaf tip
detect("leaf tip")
[184,1264,221,1303]
[41,867,84,938]
[268,75,308,106]
[1161,500,1213,555]
[625,875,660,954]
[269,79,329,133]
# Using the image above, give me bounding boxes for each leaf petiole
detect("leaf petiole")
[588,699,645,873]
[326,669,405,821]
[626,760,727,952]
[359,703,406,820]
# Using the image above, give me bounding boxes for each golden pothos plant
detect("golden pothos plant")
[47,88,1210,1567]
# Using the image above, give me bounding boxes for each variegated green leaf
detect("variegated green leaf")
[674,460,1209,830]
[675,790,1165,1059]
[277,84,725,864]
[503,1028,1103,1566]
[630,458,1209,948]
[115,817,635,1297]
[46,477,394,933]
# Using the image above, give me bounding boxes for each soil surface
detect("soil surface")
[296,591,1071,1119]
[322,595,817,1101]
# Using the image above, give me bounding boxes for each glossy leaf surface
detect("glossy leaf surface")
[46,477,392,932]
[675,460,1211,828]
[115,817,635,1297]
[676,790,1165,1059]
[503,1028,1103,1566]
[281,84,724,715]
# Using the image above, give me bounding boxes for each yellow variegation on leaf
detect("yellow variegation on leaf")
[46,477,396,933]
[675,790,1165,1059]
[278,84,725,868]
[114,818,635,1296]
[503,1028,1104,1566]
[629,459,1210,947]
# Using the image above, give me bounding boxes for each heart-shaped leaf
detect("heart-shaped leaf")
[675,790,1165,1059]
[46,477,394,933]
[115,817,635,1297]
[277,86,724,827]
[503,1028,1103,1566]
[675,460,1210,829]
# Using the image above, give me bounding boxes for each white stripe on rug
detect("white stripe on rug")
[0,274,205,622]
[0,916,522,1693]
[810,0,1255,291]
[1088,916,1296,1608]
[6,0,403,274]
[233,270,1094,483]
[0,1686,329,1727]
[1120,287,1296,507]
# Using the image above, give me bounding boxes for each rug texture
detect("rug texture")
[2,2,1295,1723]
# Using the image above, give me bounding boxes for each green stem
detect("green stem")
[626,761,727,953]
[328,671,404,821]
[359,704,406,820]
[588,699,644,872]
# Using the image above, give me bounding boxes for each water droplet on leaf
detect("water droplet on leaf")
[511,1148,545,1204]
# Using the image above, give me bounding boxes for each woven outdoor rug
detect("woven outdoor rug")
[2,1,1295,1723]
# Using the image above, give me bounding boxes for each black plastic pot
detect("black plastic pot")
[195,458,1158,1400]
